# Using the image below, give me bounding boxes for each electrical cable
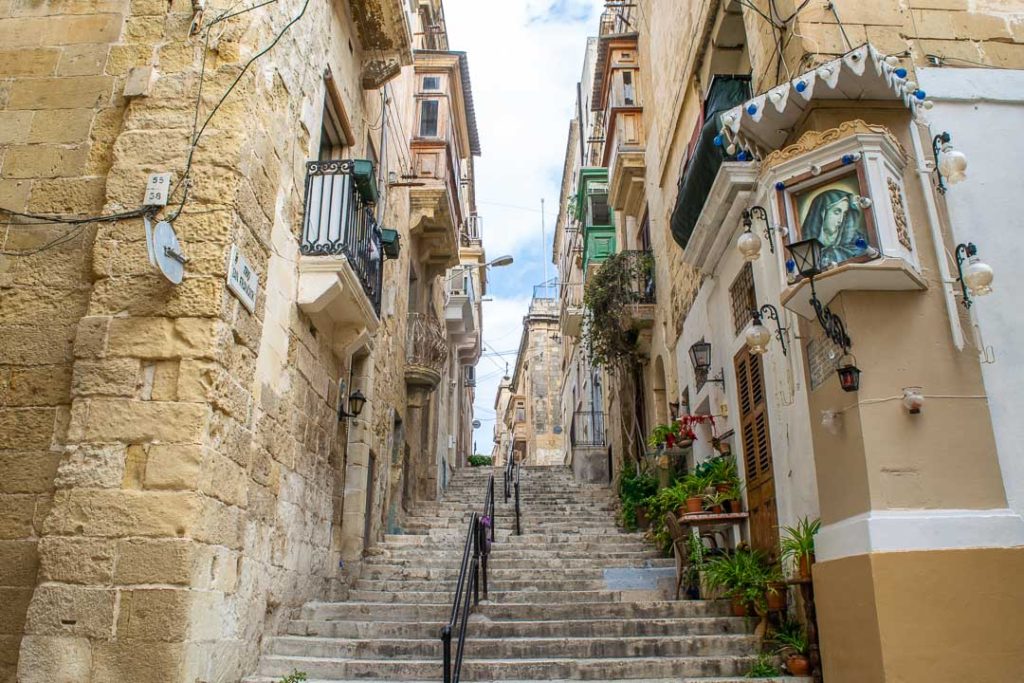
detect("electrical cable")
[167,0,313,220]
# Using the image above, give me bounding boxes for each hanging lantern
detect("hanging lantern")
[785,238,823,278]
[836,355,861,393]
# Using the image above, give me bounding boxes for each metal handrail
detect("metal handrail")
[441,473,494,683]
[513,461,521,536]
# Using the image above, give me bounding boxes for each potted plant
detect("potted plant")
[703,548,773,617]
[780,517,821,580]
[765,564,787,612]
[648,421,687,450]
[773,620,811,676]
[701,455,740,494]
[746,653,782,678]
[721,487,742,513]
[703,491,727,514]
[618,468,658,532]
[680,473,709,514]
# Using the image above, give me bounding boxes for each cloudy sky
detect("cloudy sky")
[442,0,602,454]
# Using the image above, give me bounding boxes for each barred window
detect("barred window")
[729,263,756,336]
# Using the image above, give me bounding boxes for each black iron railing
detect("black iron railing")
[503,451,521,536]
[621,249,656,304]
[441,474,494,683]
[301,159,383,315]
[571,410,606,447]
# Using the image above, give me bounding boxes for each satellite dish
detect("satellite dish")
[472,419,482,429]
[152,220,188,284]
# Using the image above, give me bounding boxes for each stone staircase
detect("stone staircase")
[245,465,787,682]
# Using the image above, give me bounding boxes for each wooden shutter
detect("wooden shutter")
[734,349,780,557]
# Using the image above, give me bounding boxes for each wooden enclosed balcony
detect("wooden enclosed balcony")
[606,108,646,217]
[410,140,465,268]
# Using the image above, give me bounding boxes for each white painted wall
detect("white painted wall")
[674,201,820,532]
[917,67,1024,515]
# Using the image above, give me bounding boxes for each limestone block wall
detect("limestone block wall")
[0,0,424,680]
[0,0,134,678]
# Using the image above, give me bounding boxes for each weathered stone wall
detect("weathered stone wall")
[0,0,435,679]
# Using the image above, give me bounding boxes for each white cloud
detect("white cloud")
[444,0,600,257]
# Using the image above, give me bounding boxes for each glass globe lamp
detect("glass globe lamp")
[939,141,967,185]
[737,229,762,262]
[963,255,994,296]
[745,320,772,355]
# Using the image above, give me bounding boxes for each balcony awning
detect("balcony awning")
[719,44,925,157]
[669,76,750,249]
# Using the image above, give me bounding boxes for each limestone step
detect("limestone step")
[304,599,734,622]
[287,616,748,640]
[252,653,761,680]
[267,633,760,659]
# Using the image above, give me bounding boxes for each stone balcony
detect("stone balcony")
[348,0,413,88]
[560,282,584,337]
[405,312,448,391]
[296,160,383,354]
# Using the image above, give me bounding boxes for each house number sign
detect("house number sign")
[227,245,258,313]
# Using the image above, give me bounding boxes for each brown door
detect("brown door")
[734,349,780,557]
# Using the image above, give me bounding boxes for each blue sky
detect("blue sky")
[441,0,602,454]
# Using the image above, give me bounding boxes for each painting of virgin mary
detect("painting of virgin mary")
[795,174,871,268]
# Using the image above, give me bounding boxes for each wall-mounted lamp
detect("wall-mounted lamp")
[836,354,861,393]
[746,304,788,356]
[954,242,994,309]
[932,132,967,194]
[902,387,924,414]
[741,206,787,256]
[689,341,725,387]
[668,400,681,418]
[337,381,367,421]
[785,238,853,352]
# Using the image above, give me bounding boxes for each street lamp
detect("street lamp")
[785,238,853,353]
[932,132,967,194]
[954,242,993,308]
[740,205,786,256]
[337,382,367,421]
[688,341,725,387]
[746,304,788,356]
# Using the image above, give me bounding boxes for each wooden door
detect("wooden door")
[734,349,780,557]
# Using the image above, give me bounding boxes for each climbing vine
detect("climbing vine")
[582,250,655,467]
[581,250,654,368]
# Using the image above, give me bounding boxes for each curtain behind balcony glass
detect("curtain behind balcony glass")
[669,75,751,249]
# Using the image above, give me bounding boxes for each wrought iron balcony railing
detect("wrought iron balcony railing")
[620,249,656,304]
[571,410,606,447]
[301,159,383,315]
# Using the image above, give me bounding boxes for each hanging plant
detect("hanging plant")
[582,250,654,368]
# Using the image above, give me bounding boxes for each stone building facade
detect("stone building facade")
[554,1,1024,680]
[493,294,563,467]
[0,0,484,680]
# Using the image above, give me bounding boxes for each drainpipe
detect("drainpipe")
[909,120,965,350]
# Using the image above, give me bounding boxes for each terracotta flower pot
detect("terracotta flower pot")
[685,496,704,514]
[787,654,810,676]
[715,483,732,494]
[636,506,650,529]
[766,581,787,611]
[798,553,815,580]
[709,505,724,514]
[730,596,748,617]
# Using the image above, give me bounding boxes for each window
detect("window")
[587,190,610,226]
[318,84,350,161]
[623,70,635,106]
[730,263,756,336]
[422,76,441,91]
[515,403,525,423]
[419,100,439,137]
